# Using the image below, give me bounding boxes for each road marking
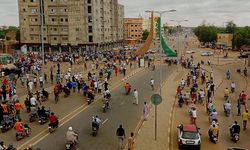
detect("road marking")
[17,68,144,150]
[102,118,109,125]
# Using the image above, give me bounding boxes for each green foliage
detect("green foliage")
[0,26,19,40]
[234,26,250,48]
[225,21,237,34]
[142,29,149,41]
[194,25,222,43]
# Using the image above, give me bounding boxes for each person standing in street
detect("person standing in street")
[128,132,135,150]
[133,89,138,105]
[143,102,149,121]
[150,78,155,90]
[116,124,126,149]
[242,109,250,130]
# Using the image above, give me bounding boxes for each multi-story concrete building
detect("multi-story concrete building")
[18,0,124,52]
[124,17,143,45]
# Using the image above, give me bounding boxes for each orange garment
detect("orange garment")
[6,86,10,93]
[124,83,130,90]
[14,102,22,110]
[1,104,8,113]
[14,121,24,132]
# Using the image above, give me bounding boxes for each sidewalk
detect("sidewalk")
[133,67,186,150]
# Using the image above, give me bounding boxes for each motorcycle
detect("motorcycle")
[232,133,239,143]
[16,124,31,141]
[29,113,38,123]
[0,114,15,133]
[236,68,241,73]
[48,124,58,133]
[231,87,235,93]
[102,100,109,113]
[65,141,77,150]
[38,116,49,125]
[5,144,16,150]
[224,108,231,117]
[210,134,218,144]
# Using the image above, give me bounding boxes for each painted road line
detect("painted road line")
[17,68,145,149]
[102,118,109,125]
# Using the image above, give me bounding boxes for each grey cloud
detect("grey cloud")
[0,0,249,27]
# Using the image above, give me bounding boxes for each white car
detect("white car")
[186,50,195,54]
[177,124,201,150]
[201,51,214,56]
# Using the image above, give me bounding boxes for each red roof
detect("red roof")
[183,124,197,132]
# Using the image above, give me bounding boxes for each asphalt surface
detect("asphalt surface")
[18,65,175,150]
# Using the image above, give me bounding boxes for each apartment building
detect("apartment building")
[18,0,124,52]
[124,17,143,45]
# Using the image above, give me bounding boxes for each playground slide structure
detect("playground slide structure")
[134,12,154,56]
[157,17,177,57]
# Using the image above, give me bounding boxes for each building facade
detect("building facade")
[124,18,143,45]
[217,33,233,48]
[18,0,124,52]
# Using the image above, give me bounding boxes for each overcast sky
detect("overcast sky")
[0,0,250,27]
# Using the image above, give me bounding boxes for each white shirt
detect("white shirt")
[94,82,98,88]
[30,97,37,106]
[224,102,231,110]
[150,79,155,85]
[231,83,236,88]
[133,90,138,98]
[192,110,197,118]
[39,76,44,82]
[199,91,205,98]
[28,81,33,88]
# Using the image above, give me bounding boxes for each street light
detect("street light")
[170,19,188,58]
[145,9,176,141]
[40,0,45,79]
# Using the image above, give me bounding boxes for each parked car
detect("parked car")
[177,124,201,150]
[201,51,214,56]
[227,148,248,150]
[186,49,196,54]
[238,51,250,58]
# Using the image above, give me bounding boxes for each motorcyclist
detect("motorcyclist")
[226,70,230,79]
[49,112,59,128]
[231,82,236,93]
[224,88,229,99]
[0,141,8,150]
[209,109,218,123]
[244,67,247,76]
[104,90,111,100]
[208,124,219,140]
[124,83,131,94]
[224,101,231,115]
[37,106,49,120]
[14,119,29,136]
[42,88,49,100]
[178,93,184,106]
[230,121,240,137]
[92,115,102,130]
[66,127,78,145]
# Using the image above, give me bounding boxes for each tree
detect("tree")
[141,29,149,41]
[234,26,250,48]
[194,25,222,43]
[225,21,237,34]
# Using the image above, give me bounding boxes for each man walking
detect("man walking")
[143,102,149,121]
[128,132,135,150]
[116,124,126,149]
[133,89,138,105]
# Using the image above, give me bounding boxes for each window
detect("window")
[51,0,55,2]
[89,36,93,42]
[23,9,26,12]
[43,37,46,41]
[88,6,92,13]
[60,18,63,22]
[31,8,37,13]
[88,26,93,33]
[131,25,133,27]
[131,30,134,32]
[65,18,68,22]
[135,25,137,27]
[54,28,57,31]
[76,28,79,31]
[31,18,37,22]
[31,0,37,2]
[54,37,57,40]
[88,16,92,23]
[52,18,55,22]
[31,28,34,31]
[135,30,137,32]
[50,9,56,13]
[88,0,91,4]
[131,35,134,37]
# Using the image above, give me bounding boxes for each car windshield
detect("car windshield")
[182,131,199,139]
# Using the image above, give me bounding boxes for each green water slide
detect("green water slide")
[158,18,177,57]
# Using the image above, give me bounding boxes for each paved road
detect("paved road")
[16,65,175,149]
[172,54,250,149]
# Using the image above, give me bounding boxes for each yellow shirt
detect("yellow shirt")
[242,112,249,121]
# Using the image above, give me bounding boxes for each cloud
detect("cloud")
[0,0,249,27]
